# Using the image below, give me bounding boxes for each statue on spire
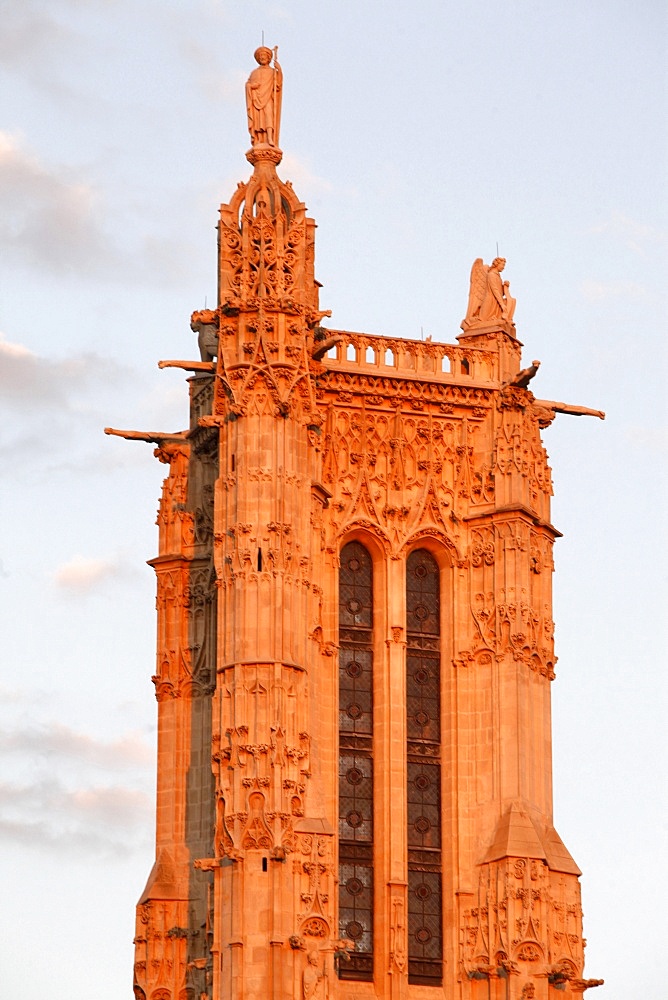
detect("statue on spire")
[246,46,283,148]
[461,257,517,332]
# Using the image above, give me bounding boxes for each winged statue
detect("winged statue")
[461,257,516,331]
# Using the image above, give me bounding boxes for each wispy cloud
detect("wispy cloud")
[580,279,648,302]
[0,779,150,826]
[179,36,246,106]
[0,6,72,71]
[587,210,667,257]
[0,1,115,95]
[0,128,209,285]
[52,555,123,592]
[0,332,129,409]
[0,779,152,855]
[0,131,120,276]
[0,721,153,770]
[0,722,154,855]
[623,427,668,449]
[280,152,334,197]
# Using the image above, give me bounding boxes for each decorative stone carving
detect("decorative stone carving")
[246,46,282,148]
[389,896,407,973]
[461,855,584,989]
[191,309,219,362]
[239,791,273,849]
[302,917,328,938]
[462,257,517,331]
[302,951,324,1000]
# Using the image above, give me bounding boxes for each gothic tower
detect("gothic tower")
[107,48,603,1000]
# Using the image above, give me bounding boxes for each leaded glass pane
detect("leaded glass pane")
[407,870,443,985]
[339,751,373,843]
[406,651,440,743]
[339,861,374,960]
[407,761,441,850]
[339,543,373,629]
[406,549,440,636]
[339,647,373,737]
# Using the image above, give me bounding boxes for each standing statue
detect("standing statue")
[246,46,283,148]
[302,951,324,1000]
[462,257,516,330]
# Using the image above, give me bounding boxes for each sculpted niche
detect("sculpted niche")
[246,46,283,148]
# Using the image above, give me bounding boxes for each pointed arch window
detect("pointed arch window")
[406,549,443,986]
[338,541,374,981]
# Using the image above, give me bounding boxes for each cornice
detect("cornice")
[464,504,562,537]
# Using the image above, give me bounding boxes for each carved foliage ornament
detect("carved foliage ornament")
[322,407,484,554]
[461,595,555,678]
[494,392,553,513]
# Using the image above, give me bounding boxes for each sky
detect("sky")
[0,1,666,998]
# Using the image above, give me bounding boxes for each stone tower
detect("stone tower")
[107,48,604,1000]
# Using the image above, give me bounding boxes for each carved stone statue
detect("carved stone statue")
[302,951,324,1000]
[246,46,283,148]
[191,309,219,362]
[462,257,516,330]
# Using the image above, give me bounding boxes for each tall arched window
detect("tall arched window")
[406,549,443,986]
[338,541,374,981]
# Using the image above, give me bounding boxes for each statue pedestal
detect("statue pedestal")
[457,323,523,383]
[246,144,283,168]
[458,319,517,340]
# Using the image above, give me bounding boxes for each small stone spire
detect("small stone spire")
[209,48,330,424]
[216,47,327,324]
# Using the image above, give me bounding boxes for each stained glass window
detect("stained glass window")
[338,541,374,981]
[406,549,443,986]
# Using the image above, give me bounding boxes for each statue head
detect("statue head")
[307,951,318,966]
[254,46,273,66]
[491,257,506,271]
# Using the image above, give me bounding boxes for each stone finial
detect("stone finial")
[461,257,517,331]
[246,45,283,150]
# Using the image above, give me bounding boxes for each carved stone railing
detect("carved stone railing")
[319,329,497,384]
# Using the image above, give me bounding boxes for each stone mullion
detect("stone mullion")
[383,557,408,996]
[442,556,462,1000]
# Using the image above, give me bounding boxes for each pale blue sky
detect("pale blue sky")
[1,2,666,998]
